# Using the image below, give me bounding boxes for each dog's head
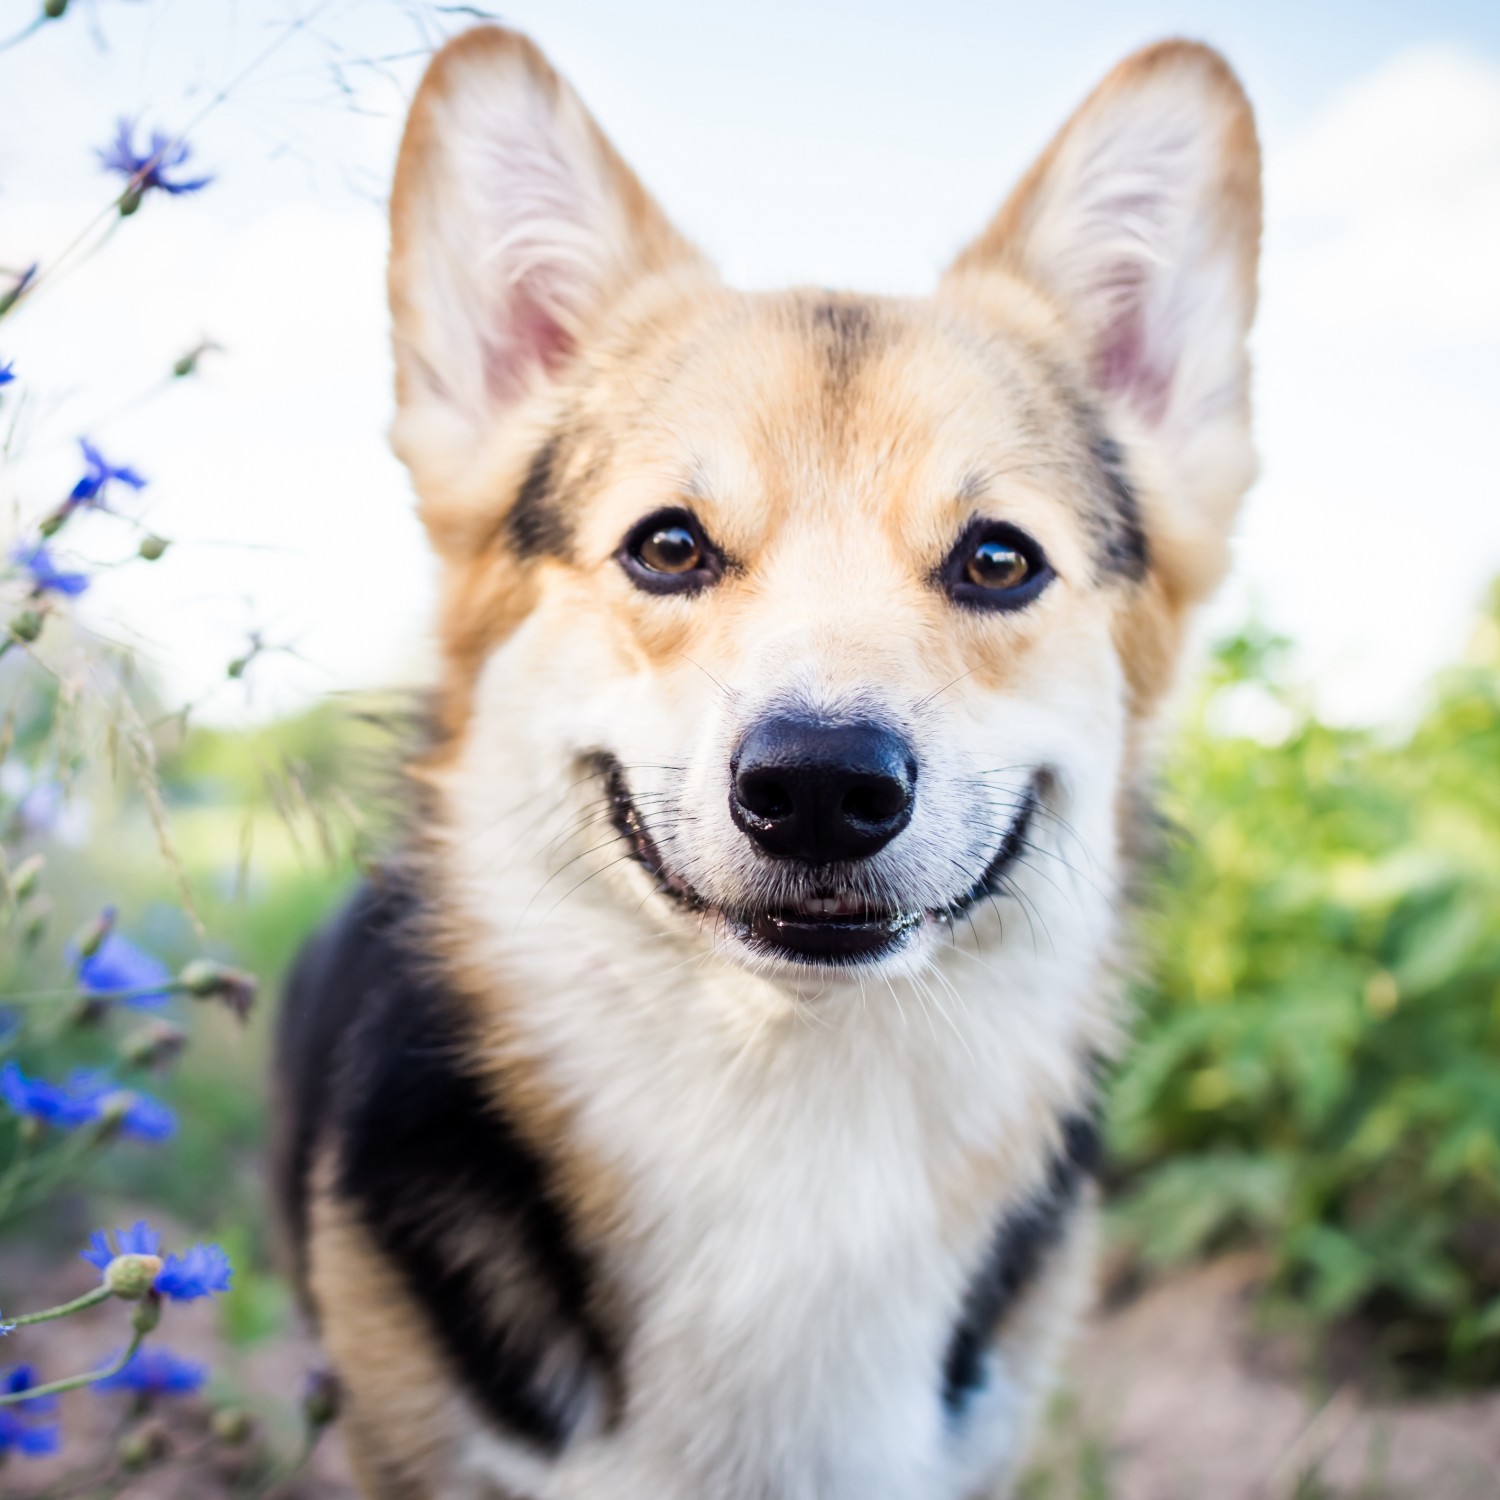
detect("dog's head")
[389,29,1259,987]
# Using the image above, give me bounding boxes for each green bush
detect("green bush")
[1110,585,1500,1384]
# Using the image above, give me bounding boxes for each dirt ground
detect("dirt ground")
[5,1251,1499,1498]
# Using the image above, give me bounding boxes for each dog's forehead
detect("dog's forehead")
[625,289,1067,474]
[573,286,1146,583]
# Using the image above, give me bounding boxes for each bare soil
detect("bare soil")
[5,1250,1498,1497]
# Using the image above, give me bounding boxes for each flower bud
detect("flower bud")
[301,1368,341,1431]
[138,535,169,561]
[44,1,70,19]
[11,852,44,900]
[118,1419,170,1471]
[131,1291,162,1334]
[119,185,145,218]
[21,900,50,950]
[37,507,68,539]
[122,1019,188,1070]
[9,610,43,644]
[71,906,117,960]
[96,1091,134,1140]
[178,959,257,1021]
[104,1252,163,1300]
[211,1407,254,1445]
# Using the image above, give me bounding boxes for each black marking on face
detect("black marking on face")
[942,1107,1101,1419]
[277,880,617,1452]
[1087,430,1149,581]
[810,296,875,384]
[506,434,573,560]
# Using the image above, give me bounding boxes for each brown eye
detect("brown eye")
[938,519,1054,612]
[966,540,1029,591]
[618,508,727,595]
[638,524,701,575]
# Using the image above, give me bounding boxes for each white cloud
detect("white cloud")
[1221,45,1500,724]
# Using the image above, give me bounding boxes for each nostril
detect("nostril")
[841,777,909,827]
[736,769,794,823]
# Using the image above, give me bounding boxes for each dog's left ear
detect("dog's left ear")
[944,41,1261,604]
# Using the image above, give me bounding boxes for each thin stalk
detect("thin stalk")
[0,1328,144,1404]
[7,1283,111,1326]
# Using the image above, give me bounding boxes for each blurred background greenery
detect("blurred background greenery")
[3,584,1497,1396]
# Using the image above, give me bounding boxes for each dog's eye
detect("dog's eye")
[618,508,725,594]
[966,540,1030,591]
[941,520,1054,612]
[639,524,701,574]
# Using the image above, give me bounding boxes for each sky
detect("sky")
[1,0,1498,728]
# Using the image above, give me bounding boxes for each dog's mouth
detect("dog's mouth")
[599,756,1037,969]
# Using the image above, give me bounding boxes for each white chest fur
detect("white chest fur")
[444,847,1113,1500]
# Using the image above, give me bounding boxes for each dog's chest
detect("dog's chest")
[483,951,1081,1499]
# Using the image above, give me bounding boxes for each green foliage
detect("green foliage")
[1111,586,1500,1385]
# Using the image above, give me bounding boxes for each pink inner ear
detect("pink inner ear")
[1093,292,1175,428]
[483,288,575,405]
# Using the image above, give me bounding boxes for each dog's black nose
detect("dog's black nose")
[730,716,916,863]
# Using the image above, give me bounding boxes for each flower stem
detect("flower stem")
[0,1328,144,1404]
[7,1283,112,1326]
[246,1427,320,1500]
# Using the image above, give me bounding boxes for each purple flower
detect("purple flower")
[99,1084,176,1142]
[81,1225,230,1301]
[97,120,213,199]
[0,1064,175,1140]
[155,1242,232,1302]
[81,1221,161,1273]
[69,438,146,506]
[12,542,89,597]
[0,1367,60,1458]
[0,361,14,387]
[93,1347,204,1398]
[75,931,170,1006]
[0,1062,100,1130]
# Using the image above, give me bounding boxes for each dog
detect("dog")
[274,24,1260,1498]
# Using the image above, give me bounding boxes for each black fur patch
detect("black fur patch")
[1087,432,1149,581]
[505,435,572,560]
[810,297,875,383]
[941,1110,1102,1418]
[276,880,616,1453]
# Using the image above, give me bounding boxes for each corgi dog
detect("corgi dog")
[275,24,1260,1500]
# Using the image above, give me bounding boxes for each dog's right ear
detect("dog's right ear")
[388,27,702,538]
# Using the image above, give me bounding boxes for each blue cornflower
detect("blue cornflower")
[81,1221,162,1272]
[0,361,14,387]
[80,1224,230,1302]
[0,1367,60,1458]
[0,1064,176,1140]
[155,1242,232,1302]
[75,931,170,1006]
[97,120,213,200]
[69,438,146,507]
[12,542,89,597]
[88,1080,176,1142]
[93,1347,204,1398]
[0,1062,101,1130]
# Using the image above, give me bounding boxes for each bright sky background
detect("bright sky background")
[2,0,1498,728]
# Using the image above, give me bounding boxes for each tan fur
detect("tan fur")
[308,1157,473,1497]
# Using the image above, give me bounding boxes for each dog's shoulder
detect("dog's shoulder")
[274,874,618,1450]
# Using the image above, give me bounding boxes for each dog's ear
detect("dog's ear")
[389,27,702,516]
[945,41,1261,604]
